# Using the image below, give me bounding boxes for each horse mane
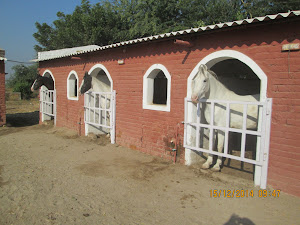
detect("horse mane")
[208,69,218,80]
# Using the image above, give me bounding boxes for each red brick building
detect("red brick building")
[35,11,300,196]
[0,48,6,126]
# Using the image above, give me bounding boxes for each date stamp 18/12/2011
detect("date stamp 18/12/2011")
[209,189,281,198]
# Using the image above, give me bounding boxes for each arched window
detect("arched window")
[153,71,167,104]
[67,71,78,100]
[143,64,171,112]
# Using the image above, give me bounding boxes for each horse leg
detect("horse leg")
[211,131,225,172]
[201,128,217,169]
[201,129,215,169]
[202,155,213,169]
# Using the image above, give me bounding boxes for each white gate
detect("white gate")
[40,89,56,122]
[84,91,116,144]
[184,98,272,189]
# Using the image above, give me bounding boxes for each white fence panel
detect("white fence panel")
[40,89,56,119]
[184,98,272,189]
[84,91,116,144]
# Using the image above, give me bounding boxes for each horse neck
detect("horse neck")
[91,77,101,92]
[91,77,110,92]
[207,74,234,100]
[204,74,232,122]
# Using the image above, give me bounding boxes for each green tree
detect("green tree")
[266,0,300,14]
[33,0,121,51]
[7,64,38,99]
[33,0,300,52]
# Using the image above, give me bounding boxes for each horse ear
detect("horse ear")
[199,64,207,71]
[199,64,208,75]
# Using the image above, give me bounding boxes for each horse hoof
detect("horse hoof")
[201,163,210,169]
[211,167,221,172]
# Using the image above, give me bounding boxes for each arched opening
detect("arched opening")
[210,59,260,96]
[187,50,267,101]
[41,70,55,123]
[85,64,113,136]
[88,64,113,92]
[42,70,55,83]
[185,50,268,186]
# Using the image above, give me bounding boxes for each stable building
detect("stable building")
[33,11,300,197]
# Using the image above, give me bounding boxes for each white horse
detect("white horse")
[191,64,259,171]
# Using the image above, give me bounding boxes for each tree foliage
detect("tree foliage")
[33,0,300,51]
[7,64,38,99]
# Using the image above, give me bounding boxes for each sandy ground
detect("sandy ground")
[0,100,300,225]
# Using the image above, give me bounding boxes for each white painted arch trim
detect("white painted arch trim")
[41,69,55,97]
[187,50,267,101]
[67,70,79,101]
[143,64,171,112]
[88,64,113,91]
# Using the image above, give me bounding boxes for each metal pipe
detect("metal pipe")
[171,123,181,164]
[78,117,81,136]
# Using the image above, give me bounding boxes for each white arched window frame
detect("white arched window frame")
[67,70,79,100]
[143,64,171,112]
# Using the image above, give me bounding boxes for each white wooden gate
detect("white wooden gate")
[84,91,116,144]
[184,98,272,189]
[40,89,56,122]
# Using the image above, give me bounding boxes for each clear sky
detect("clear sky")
[0,0,99,79]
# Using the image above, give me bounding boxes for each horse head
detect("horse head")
[79,71,92,95]
[31,74,54,91]
[191,64,211,103]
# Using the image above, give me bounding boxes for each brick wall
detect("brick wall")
[0,60,6,126]
[39,19,300,196]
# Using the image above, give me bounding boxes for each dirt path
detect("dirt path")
[0,124,299,225]
[1,100,300,224]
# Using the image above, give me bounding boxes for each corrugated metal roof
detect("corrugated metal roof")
[34,10,300,62]
[32,45,101,62]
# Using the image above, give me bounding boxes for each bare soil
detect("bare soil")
[0,99,299,225]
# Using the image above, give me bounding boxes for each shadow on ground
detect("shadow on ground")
[6,111,39,127]
[224,214,255,225]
